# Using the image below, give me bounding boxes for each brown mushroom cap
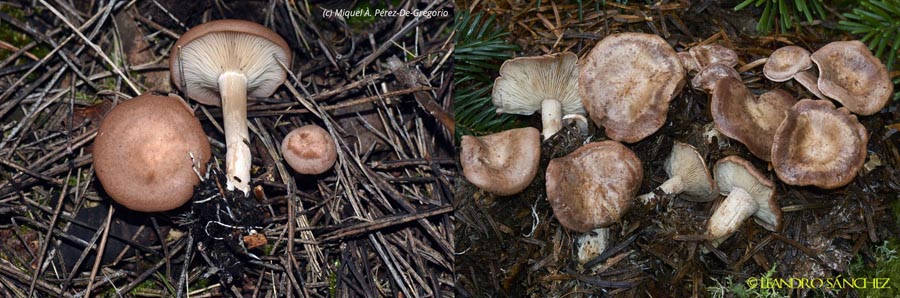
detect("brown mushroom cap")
[546,141,643,232]
[170,19,291,106]
[763,46,813,82]
[689,44,739,70]
[771,99,868,189]
[580,33,685,143]
[281,125,337,175]
[691,63,741,93]
[711,77,797,161]
[663,141,718,202]
[460,127,541,196]
[94,94,211,212]
[811,40,893,115]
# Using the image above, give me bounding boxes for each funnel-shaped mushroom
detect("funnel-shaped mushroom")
[811,40,892,115]
[691,63,741,93]
[763,46,823,98]
[492,52,583,140]
[638,141,717,204]
[711,77,797,161]
[281,125,337,175]
[94,94,211,212]
[460,127,541,196]
[546,141,642,232]
[771,99,868,189]
[580,33,685,143]
[706,156,781,249]
[170,19,291,194]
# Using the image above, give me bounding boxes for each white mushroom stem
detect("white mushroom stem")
[219,71,251,195]
[637,175,685,204]
[577,227,609,268]
[541,99,563,140]
[707,187,758,248]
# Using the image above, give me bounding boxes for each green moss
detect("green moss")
[707,264,790,298]
[850,239,900,297]
[0,4,50,61]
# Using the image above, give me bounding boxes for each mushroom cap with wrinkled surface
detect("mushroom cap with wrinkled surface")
[461,127,541,196]
[665,141,717,202]
[679,44,738,73]
[811,40,892,116]
[771,99,868,189]
[691,63,741,93]
[712,77,797,161]
[170,19,292,106]
[94,94,211,212]
[546,141,643,232]
[714,156,781,232]
[492,52,583,116]
[763,46,813,82]
[579,33,685,143]
[281,125,337,175]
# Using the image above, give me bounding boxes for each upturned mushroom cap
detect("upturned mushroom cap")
[811,40,892,115]
[170,19,291,105]
[711,77,797,161]
[94,94,211,212]
[281,125,337,175]
[771,99,868,189]
[714,156,781,232]
[546,141,642,232]
[580,33,685,143]
[460,127,541,196]
[763,46,813,82]
[691,63,741,92]
[663,142,718,202]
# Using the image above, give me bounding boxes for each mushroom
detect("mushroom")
[711,77,797,161]
[546,141,642,232]
[492,52,583,140]
[281,125,337,175]
[679,43,739,73]
[691,62,741,93]
[94,94,211,212]
[706,156,781,249]
[580,33,685,143]
[170,19,291,195]
[763,46,824,98]
[638,141,717,204]
[460,127,541,196]
[811,40,893,115]
[771,99,868,189]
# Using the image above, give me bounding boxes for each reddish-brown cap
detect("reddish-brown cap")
[170,19,292,106]
[763,46,813,82]
[281,125,337,175]
[771,99,868,189]
[94,94,211,212]
[711,77,797,161]
[460,127,541,196]
[811,40,892,115]
[579,33,685,143]
[546,141,643,232]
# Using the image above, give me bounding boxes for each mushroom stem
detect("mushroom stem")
[541,99,563,140]
[219,71,251,195]
[793,70,824,99]
[577,227,609,267]
[637,175,685,204]
[707,187,758,248]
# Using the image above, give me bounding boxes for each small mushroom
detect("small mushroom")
[763,46,824,98]
[281,125,337,175]
[771,99,868,189]
[460,127,541,196]
[492,52,583,140]
[691,63,741,93]
[638,141,717,204]
[811,40,893,116]
[706,156,781,249]
[680,43,739,73]
[580,33,685,143]
[94,94,211,212]
[711,77,797,161]
[170,19,291,194]
[546,141,642,232]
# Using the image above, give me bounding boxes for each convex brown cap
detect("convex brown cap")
[691,63,741,93]
[712,77,797,161]
[811,40,892,115]
[679,44,739,73]
[460,127,541,196]
[707,156,781,248]
[763,46,824,98]
[546,141,642,232]
[580,33,685,143]
[771,99,868,189]
[94,94,211,212]
[281,125,337,175]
